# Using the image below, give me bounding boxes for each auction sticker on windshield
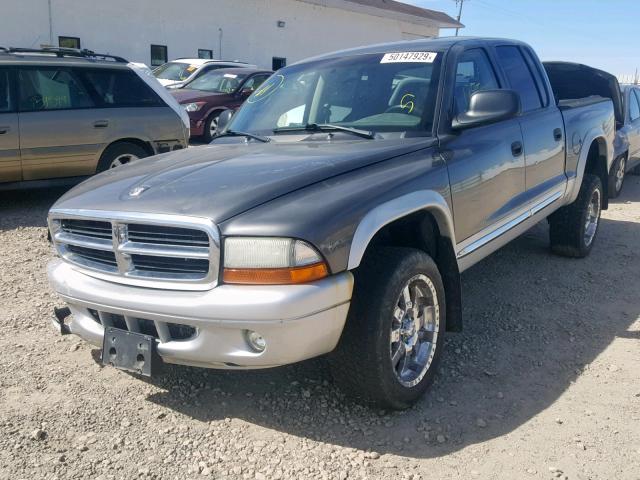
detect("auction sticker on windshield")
[381,52,438,63]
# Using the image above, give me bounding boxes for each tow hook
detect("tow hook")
[52,307,72,335]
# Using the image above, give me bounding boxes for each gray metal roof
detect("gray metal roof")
[344,0,463,27]
[295,37,526,65]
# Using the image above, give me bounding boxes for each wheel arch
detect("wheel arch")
[584,137,610,209]
[347,191,462,332]
[100,137,155,158]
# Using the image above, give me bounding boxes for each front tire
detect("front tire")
[549,174,603,258]
[203,111,222,143]
[329,247,446,410]
[608,154,626,198]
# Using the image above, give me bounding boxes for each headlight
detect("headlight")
[223,237,329,285]
[183,102,206,112]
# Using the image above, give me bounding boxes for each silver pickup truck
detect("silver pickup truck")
[47,38,615,409]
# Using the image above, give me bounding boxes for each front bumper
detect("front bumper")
[189,117,205,137]
[48,260,353,369]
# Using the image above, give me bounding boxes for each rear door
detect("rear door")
[17,65,108,180]
[81,67,181,150]
[0,67,21,183]
[495,45,566,201]
[444,47,526,242]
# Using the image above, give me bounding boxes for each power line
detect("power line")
[454,0,467,37]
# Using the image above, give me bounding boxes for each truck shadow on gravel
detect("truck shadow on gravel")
[0,188,69,230]
[143,188,640,459]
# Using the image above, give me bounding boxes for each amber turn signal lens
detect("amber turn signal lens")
[223,262,329,285]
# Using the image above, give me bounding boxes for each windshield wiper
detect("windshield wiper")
[214,130,271,143]
[274,123,376,140]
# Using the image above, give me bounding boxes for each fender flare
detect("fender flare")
[566,129,611,205]
[347,190,456,270]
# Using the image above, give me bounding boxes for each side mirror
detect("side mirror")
[216,109,234,134]
[452,89,521,130]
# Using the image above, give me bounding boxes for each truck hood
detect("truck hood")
[52,137,436,223]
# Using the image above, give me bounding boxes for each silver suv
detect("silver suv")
[0,47,189,189]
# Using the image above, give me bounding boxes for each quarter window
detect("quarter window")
[630,89,640,122]
[151,45,168,67]
[453,49,500,116]
[83,69,164,107]
[496,46,542,112]
[18,68,94,111]
[0,69,12,113]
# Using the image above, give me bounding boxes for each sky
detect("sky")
[406,0,640,80]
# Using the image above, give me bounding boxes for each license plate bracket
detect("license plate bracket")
[102,327,159,377]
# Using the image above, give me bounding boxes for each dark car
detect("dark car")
[170,68,272,141]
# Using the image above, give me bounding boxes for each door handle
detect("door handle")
[93,120,109,128]
[0,126,10,134]
[553,128,563,141]
[511,141,523,157]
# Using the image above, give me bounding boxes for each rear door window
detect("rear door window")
[18,68,94,111]
[495,45,542,112]
[453,49,500,116]
[0,68,12,112]
[83,69,164,108]
[630,89,640,122]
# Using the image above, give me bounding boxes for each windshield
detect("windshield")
[187,71,248,93]
[228,52,442,137]
[153,62,199,81]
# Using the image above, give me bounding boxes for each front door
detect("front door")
[17,66,106,180]
[0,67,21,183]
[445,48,526,243]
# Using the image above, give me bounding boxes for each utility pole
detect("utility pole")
[455,0,466,36]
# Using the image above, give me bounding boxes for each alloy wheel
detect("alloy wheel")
[390,274,440,388]
[109,153,140,169]
[584,187,601,247]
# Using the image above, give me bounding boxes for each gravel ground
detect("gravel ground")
[1,177,639,480]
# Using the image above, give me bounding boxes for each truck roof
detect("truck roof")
[296,37,531,65]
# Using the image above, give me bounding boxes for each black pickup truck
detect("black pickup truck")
[48,38,614,409]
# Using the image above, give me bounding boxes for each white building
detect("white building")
[2,0,462,69]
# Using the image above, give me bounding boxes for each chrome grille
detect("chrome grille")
[127,224,209,246]
[67,244,118,268]
[61,219,112,240]
[49,210,220,290]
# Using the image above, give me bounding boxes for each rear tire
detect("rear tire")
[549,174,603,258]
[608,154,626,198]
[97,142,148,173]
[329,247,446,410]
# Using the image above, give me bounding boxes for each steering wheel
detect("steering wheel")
[27,94,44,110]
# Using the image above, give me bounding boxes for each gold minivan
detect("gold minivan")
[0,47,189,189]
